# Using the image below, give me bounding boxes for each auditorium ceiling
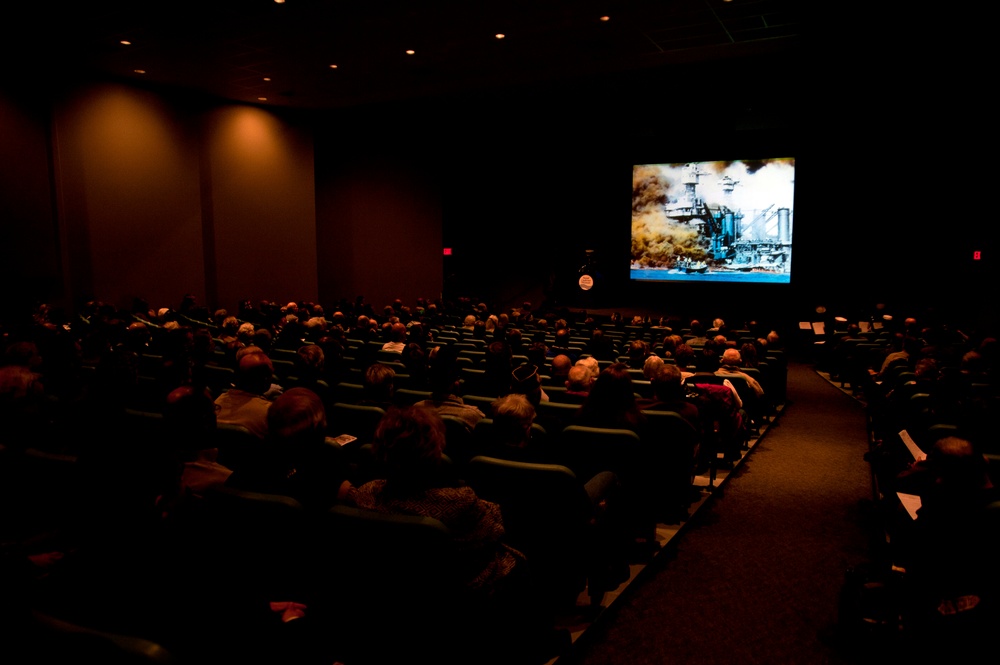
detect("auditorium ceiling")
[14,0,802,110]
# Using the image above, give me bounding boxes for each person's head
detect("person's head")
[483,340,512,376]
[507,328,523,347]
[581,362,639,422]
[388,321,407,343]
[123,322,151,353]
[491,393,536,445]
[660,335,677,357]
[628,339,650,368]
[295,343,325,376]
[164,385,217,447]
[553,327,571,348]
[463,314,477,329]
[695,346,721,372]
[252,327,273,352]
[267,387,327,450]
[237,322,256,344]
[642,354,664,380]
[926,436,990,494]
[427,345,461,398]
[575,356,600,382]
[363,362,396,402]
[511,363,542,404]
[374,405,446,486]
[221,316,240,336]
[526,341,548,368]
[550,354,573,378]
[235,349,274,395]
[721,348,742,367]
[650,363,685,400]
[566,364,593,393]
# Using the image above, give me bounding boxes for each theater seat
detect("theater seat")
[465,455,627,608]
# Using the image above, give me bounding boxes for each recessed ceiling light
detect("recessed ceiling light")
[258,97,267,101]
[120,40,131,46]
[134,69,146,75]
[600,16,610,22]
[263,77,271,82]
[329,64,338,69]
[405,49,415,55]
[274,0,285,4]
[495,33,505,39]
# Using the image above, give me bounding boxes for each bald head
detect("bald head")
[237,351,274,394]
[722,348,742,365]
[551,354,573,377]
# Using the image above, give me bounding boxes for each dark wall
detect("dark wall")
[2,30,995,334]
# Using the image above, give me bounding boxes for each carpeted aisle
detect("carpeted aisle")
[560,361,877,665]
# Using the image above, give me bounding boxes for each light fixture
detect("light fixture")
[134,69,146,74]
[600,16,610,22]
[329,64,338,69]
[263,77,271,82]
[405,49,415,55]
[495,33,505,39]
[120,40,131,46]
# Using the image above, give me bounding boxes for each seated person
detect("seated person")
[718,348,765,400]
[486,393,553,464]
[416,346,485,432]
[546,354,574,387]
[381,322,408,353]
[346,405,524,595]
[892,437,998,643]
[214,349,276,439]
[510,363,548,406]
[164,385,232,500]
[638,363,701,433]
[225,387,352,511]
[562,364,594,403]
[360,362,396,410]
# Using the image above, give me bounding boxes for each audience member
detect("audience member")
[214,350,276,439]
[226,387,352,510]
[416,346,485,432]
[346,405,524,594]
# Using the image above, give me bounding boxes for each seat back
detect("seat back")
[559,425,642,484]
[642,410,701,518]
[212,422,264,473]
[465,456,595,604]
[329,402,386,445]
[317,504,471,663]
[196,485,310,605]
